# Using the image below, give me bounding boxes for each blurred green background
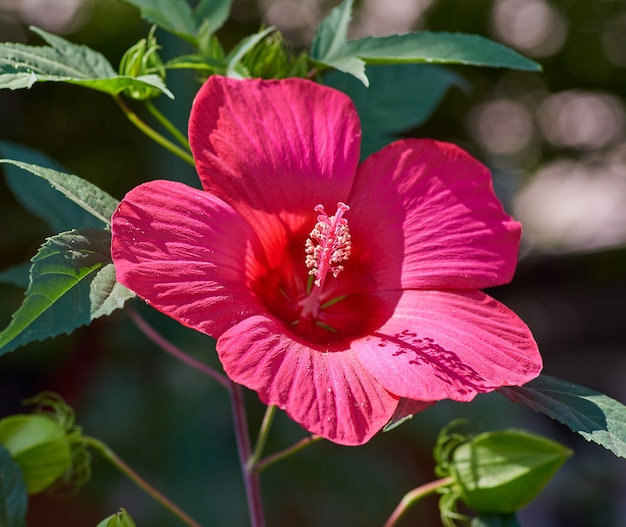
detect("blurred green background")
[1,0,626,525]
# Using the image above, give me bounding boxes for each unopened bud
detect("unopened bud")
[119,26,165,100]
[0,414,71,494]
[0,392,90,495]
[96,508,138,527]
[241,29,308,79]
[450,429,572,513]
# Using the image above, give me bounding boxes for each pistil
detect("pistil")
[305,202,351,290]
[300,202,351,320]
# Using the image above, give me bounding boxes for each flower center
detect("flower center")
[252,202,355,343]
[298,203,351,326]
[305,202,352,290]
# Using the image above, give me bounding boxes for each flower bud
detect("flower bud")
[119,26,166,100]
[0,414,71,494]
[196,20,225,62]
[96,508,137,527]
[241,30,309,79]
[0,392,90,495]
[450,429,571,513]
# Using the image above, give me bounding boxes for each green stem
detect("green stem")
[145,100,191,150]
[114,95,195,166]
[247,405,276,472]
[255,434,322,473]
[383,477,454,527]
[83,436,203,527]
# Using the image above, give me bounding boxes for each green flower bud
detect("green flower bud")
[0,392,91,495]
[96,508,137,527]
[241,29,309,80]
[196,20,225,62]
[0,414,71,494]
[450,429,572,514]
[119,26,166,100]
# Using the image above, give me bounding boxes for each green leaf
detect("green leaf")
[0,159,118,229]
[120,0,196,40]
[0,444,27,527]
[0,142,115,231]
[310,0,540,86]
[0,228,135,356]
[346,32,541,70]
[0,415,71,495]
[310,0,366,84]
[500,375,626,459]
[451,429,571,514]
[324,64,468,158]
[471,513,521,527]
[0,27,173,98]
[195,0,233,36]
[120,0,232,41]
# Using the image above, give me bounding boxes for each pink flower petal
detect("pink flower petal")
[352,289,541,403]
[216,315,399,446]
[111,180,268,338]
[347,139,521,292]
[189,76,361,240]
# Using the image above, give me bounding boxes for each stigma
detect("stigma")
[305,202,352,289]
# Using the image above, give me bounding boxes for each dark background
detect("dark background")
[1,0,626,525]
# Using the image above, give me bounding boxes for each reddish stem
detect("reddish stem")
[128,306,229,388]
[383,477,454,527]
[229,382,266,527]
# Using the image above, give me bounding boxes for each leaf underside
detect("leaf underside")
[500,375,626,459]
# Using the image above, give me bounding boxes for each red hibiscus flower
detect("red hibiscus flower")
[111,75,541,446]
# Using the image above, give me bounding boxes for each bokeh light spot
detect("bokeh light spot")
[537,90,625,151]
[491,0,567,57]
[469,98,534,155]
